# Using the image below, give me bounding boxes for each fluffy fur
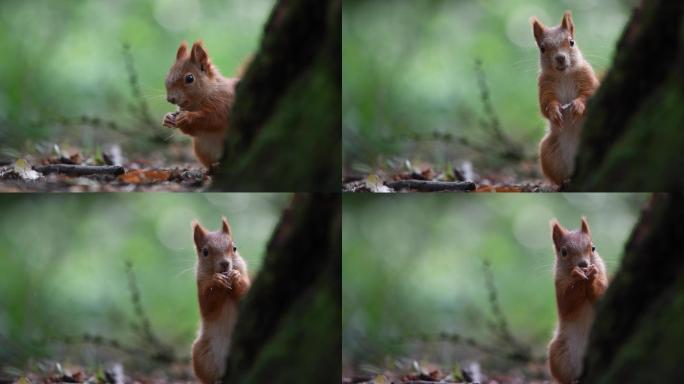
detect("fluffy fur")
[547,217,608,384]
[532,11,600,186]
[191,217,250,384]
[163,41,239,168]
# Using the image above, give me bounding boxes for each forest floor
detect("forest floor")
[0,143,212,192]
[342,158,558,193]
[342,354,550,384]
[0,360,194,384]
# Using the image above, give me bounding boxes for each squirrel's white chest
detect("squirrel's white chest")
[193,131,226,163]
[561,303,595,375]
[199,300,238,375]
[555,74,578,105]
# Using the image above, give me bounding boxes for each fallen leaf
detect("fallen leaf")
[14,159,40,180]
[119,169,171,184]
[365,174,391,193]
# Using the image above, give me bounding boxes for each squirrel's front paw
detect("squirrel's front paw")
[571,99,586,119]
[213,273,232,289]
[227,269,241,284]
[174,111,189,126]
[162,112,178,128]
[550,105,563,126]
[572,266,588,281]
[586,264,598,280]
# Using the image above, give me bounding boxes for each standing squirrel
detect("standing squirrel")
[532,11,600,187]
[191,217,250,384]
[162,41,239,169]
[548,217,608,384]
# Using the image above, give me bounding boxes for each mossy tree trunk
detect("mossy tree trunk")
[581,193,684,382]
[213,0,341,192]
[221,193,340,383]
[569,1,684,191]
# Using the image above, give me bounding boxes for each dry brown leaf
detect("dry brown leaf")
[119,169,171,184]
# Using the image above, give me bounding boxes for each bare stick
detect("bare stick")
[482,259,532,361]
[386,180,476,192]
[34,164,125,176]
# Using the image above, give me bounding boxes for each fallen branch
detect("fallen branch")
[34,164,125,176]
[386,179,476,192]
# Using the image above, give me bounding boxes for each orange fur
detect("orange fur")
[532,11,600,186]
[163,41,241,168]
[191,217,250,384]
[547,217,608,384]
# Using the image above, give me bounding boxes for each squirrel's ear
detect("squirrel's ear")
[561,11,575,36]
[531,17,545,45]
[580,216,591,236]
[176,41,188,60]
[221,217,231,236]
[190,41,210,71]
[550,219,566,249]
[192,220,207,246]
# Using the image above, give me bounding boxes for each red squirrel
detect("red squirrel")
[548,217,608,384]
[532,12,600,187]
[191,217,250,384]
[162,41,239,169]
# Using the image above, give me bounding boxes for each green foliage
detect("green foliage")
[342,0,629,168]
[342,193,646,368]
[0,0,274,152]
[0,193,287,366]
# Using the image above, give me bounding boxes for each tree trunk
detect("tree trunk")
[569,0,684,191]
[581,193,684,382]
[221,193,341,383]
[213,0,341,192]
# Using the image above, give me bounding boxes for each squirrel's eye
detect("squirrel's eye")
[539,44,545,53]
[592,246,596,252]
[560,248,568,257]
[202,248,208,257]
[569,39,575,47]
[233,246,237,252]
[185,74,194,84]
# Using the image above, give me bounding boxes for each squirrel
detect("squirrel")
[162,41,239,169]
[547,217,608,384]
[531,11,600,187]
[191,217,250,384]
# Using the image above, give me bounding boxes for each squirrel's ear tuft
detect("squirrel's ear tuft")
[192,220,207,246]
[580,216,591,236]
[190,40,210,72]
[561,11,575,36]
[221,217,231,236]
[176,41,188,60]
[531,17,545,45]
[550,219,566,249]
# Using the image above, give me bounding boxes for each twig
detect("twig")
[481,259,532,361]
[386,180,476,192]
[474,59,527,161]
[125,260,175,362]
[122,42,155,128]
[54,333,142,356]
[34,164,125,176]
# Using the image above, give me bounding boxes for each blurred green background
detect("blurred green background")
[343,0,632,174]
[342,193,647,371]
[0,0,273,157]
[0,193,287,368]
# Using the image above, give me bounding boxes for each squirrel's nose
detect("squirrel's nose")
[554,55,566,65]
[167,96,176,104]
[219,260,230,271]
[578,260,588,268]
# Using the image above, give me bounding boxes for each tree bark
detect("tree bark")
[213,0,341,192]
[581,193,684,382]
[569,0,684,191]
[221,193,340,383]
